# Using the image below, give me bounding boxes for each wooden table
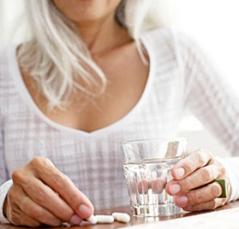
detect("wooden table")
[1,201,239,229]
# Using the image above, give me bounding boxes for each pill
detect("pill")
[112,212,130,223]
[86,215,97,225]
[95,215,114,224]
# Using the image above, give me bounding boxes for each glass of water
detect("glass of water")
[122,138,186,217]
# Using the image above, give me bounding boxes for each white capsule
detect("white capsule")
[86,215,97,225]
[95,215,114,224]
[112,212,131,223]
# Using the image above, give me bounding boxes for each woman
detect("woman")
[0,0,239,226]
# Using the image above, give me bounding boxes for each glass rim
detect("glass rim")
[122,137,187,163]
[123,155,185,164]
[122,137,187,146]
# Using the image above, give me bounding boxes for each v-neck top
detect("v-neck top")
[1,27,239,217]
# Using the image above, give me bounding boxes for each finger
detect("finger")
[32,158,94,218]
[183,199,225,212]
[25,179,73,222]
[15,185,62,226]
[171,151,212,180]
[166,164,220,195]
[174,181,222,208]
[150,179,166,193]
[6,201,40,227]
[137,179,166,194]
[15,213,40,227]
[12,172,74,222]
[137,180,149,194]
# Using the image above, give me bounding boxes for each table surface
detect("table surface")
[1,201,239,229]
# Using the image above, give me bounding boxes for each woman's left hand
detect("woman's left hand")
[166,150,231,212]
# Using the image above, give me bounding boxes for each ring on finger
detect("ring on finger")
[215,179,227,198]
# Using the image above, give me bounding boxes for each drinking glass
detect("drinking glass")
[122,138,186,217]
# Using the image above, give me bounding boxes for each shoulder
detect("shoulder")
[140,27,175,49]
[0,46,15,75]
[0,46,17,111]
[141,27,175,40]
[141,26,196,52]
[142,27,202,65]
[0,45,18,75]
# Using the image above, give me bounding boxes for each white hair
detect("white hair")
[18,0,164,108]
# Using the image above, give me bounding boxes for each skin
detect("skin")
[4,0,231,227]
[4,157,93,226]
[166,151,231,211]
[137,151,230,212]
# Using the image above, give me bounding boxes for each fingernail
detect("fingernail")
[177,196,188,206]
[174,168,185,179]
[169,184,181,194]
[78,204,92,218]
[70,215,82,225]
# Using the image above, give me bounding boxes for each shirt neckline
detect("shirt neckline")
[10,30,157,138]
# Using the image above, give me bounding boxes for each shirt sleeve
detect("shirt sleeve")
[173,30,239,201]
[216,157,239,202]
[0,122,11,223]
[0,180,12,224]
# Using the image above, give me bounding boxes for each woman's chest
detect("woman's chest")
[4,44,185,173]
[22,43,150,133]
[3,95,181,176]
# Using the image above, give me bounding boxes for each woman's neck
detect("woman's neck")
[74,13,132,55]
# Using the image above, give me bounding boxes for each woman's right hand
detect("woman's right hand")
[3,157,94,227]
